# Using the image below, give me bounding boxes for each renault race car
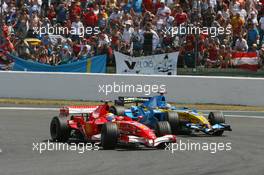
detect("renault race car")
[110,94,232,136]
[50,102,176,149]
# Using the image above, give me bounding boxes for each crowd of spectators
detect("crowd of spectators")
[0,0,264,70]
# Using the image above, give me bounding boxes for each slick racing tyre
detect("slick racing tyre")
[101,123,119,149]
[165,111,180,134]
[50,116,71,142]
[208,112,225,136]
[109,106,126,116]
[208,112,225,125]
[156,121,172,137]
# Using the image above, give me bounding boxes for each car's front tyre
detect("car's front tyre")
[101,123,119,149]
[208,112,225,136]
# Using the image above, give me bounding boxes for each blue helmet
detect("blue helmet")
[131,106,140,116]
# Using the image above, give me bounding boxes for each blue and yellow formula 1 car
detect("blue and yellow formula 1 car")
[109,94,232,136]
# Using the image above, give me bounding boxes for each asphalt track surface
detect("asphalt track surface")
[0,107,264,175]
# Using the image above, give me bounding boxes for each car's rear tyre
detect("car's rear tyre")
[101,123,119,149]
[208,112,225,125]
[165,112,180,134]
[109,106,126,116]
[50,116,71,142]
[156,121,172,137]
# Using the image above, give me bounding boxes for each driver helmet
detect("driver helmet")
[131,107,140,116]
[106,113,116,122]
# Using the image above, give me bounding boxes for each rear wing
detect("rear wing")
[114,97,151,106]
[60,106,99,116]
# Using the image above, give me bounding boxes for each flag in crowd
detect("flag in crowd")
[232,52,259,71]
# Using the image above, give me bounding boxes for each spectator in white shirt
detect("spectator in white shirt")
[248,11,258,26]
[235,35,248,51]
[122,20,134,44]
[109,7,122,24]
[71,16,84,41]
[156,0,171,20]
[238,5,247,21]
[209,0,217,9]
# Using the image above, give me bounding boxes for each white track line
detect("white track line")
[225,115,264,119]
[201,110,264,113]
[0,107,263,119]
[0,107,58,111]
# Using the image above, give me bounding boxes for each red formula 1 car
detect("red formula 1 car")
[50,102,176,149]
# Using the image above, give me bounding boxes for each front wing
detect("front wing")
[119,135,176,147]
[185,123,232,134]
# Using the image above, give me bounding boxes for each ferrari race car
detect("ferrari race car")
[50,102,176,149]
[110,94,232,136]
